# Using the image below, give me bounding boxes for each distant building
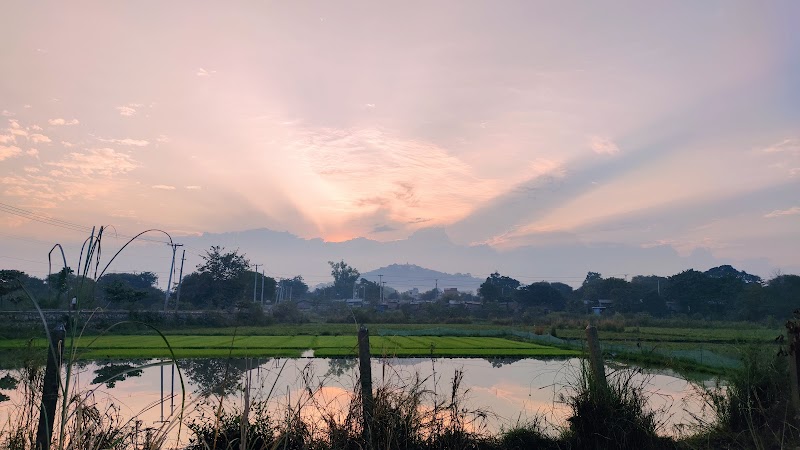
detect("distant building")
[447,300,483,311]
[441,288,459,301]
[584,299,614,315]
[296,300,313,311]
[345,298,363,308]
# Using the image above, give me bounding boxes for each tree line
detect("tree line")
[477,265,799,321]
[1,246,798,322]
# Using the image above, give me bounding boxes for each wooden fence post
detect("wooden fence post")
[585,325,607,389]
[787,320,800,425]
[358,325,374,450]
[36,323,65,450]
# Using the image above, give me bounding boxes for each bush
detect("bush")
[688,345,799,448]
[500,422,557,450]
[562,364,674,450]
[187,404,276,450]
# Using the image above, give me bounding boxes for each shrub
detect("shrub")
[187,404,276,450]
[499,420,557,450]
[562,364,674,450]
[688,345,799,448]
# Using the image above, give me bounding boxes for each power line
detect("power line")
[0,202,173,245]
[0,202,92,233]
[0,255,48,265]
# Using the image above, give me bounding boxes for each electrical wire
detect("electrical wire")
[0,201,173,245]
[0,202,92,233]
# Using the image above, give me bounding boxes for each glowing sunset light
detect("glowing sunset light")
[0,1,798,278]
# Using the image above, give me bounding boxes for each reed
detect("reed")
[684,345,799,449]
[1,227,189,450]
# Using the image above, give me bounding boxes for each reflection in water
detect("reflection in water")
[485,357,524,368]
[92,362,144,388]
[0,373,18,402]
[0,357,711,447]
[183,358,247,396]
[325,358,357,378]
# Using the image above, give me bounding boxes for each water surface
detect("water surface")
[0,357,712,447]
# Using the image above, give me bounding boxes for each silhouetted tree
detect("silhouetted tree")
[516,282,566,310]
[478,272,520,302]
[179,246,260,309]
[198,246,250,281]
[328,260,360,299]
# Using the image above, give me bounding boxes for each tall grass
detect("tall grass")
[1,342,43,450]
[685,346,798,449]
[1,226,189,450]
[184,360,495,450]
[558,362,676,450]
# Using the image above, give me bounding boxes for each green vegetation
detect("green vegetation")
[0,335,579,359]
[1,228,798,450]
[560,364,677,449]
[684,346,799,449]
[0,320,779,375]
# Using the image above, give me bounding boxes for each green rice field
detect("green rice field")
[0,335,580,359]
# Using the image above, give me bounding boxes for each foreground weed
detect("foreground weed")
[560,362,677,450]
[2,226,189,450]
[685,346,798,449]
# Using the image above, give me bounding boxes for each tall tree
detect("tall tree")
[0,270,23,309]
[582,272,603,286]
[705,265,763,285]
[99,272,158,290]
[104,280,147,305]
[357,278,382,303]
[328,260,360,299]
[515,282,566,310]
[277,276,307,300]
[478,272,520,302]
[764,274,800,319]
[578,272,604,301]
[198,246,250,281]
[179,246,253,309]
[0,270,23,297]
[97,272,162,308]
[665,269,744,316]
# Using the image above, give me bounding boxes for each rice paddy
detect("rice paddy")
[0,335,580,359]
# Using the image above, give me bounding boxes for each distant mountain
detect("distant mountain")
[361,263,484,293]
[171,227,782,289]
[7,225,786,291]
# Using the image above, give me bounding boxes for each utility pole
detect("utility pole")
[175,249,186,312]
[378,274,383,302]
[260,270,265,305]
[163,244,182,311]
[435,279,439,299]
[253,264,260,302]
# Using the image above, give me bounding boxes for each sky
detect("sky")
[1,2,799,282]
